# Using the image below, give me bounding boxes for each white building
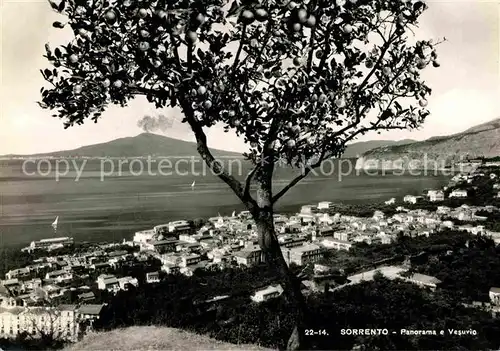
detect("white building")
[133,230,155,245]
[146,272,160,284]
[27,237,73,252]
[317,201,333,210]
[403,195,424,204]
[0,297,101,342]
[490,287,500,305]
[251,285,284,303]
[96,274,120,293]
[427,190,445,202]
[321,238,353,251]
[385,198,396,205]
[449,189,468,198]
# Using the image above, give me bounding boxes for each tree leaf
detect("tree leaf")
[58,0,66,12]
[53,21,65,29]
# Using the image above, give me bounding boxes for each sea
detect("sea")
[0,158,453,248]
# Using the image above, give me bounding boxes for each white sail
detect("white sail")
[51,216,59,230]
[191,180,196,188]
[232,211,236,217]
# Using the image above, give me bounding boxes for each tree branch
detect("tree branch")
[272,144,329,204]
[180,100,257,211]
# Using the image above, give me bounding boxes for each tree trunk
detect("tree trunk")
[252,168,306,350]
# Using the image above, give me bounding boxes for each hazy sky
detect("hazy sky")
[0,0,499,154]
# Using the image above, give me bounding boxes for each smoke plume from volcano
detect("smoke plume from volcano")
[137,114,177,133]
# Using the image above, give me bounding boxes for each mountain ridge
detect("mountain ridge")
[356,117,500,170]
[1,133,416,159]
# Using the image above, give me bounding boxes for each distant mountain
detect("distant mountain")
[2,132,415,160]
[356,117,500,170]
[2,133,241,158]
[342,139,416,158]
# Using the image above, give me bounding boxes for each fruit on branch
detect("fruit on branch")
[305,15,316,27]
[105,10,117,24]
[250,38,259,48]
[343,24,353,34]
[382,66,392,76]
[365,60,374,69]
[138,8,148,19]
[102,79,111,88]
[194,13,206,26]
[198,86,207,95]
[73,84,82,94]
[419,99,428,107]
[318,94,327,104]
[153,59,162,68]
[287,139,296,148]
[156,10,167,19]
[139,41,150,51]
[254,8,269,22]
[336,0,346,6]
[288,1,298,10]
[113,80,123,88]
[123,0,132,7]
[240,10,255,24]
[233,119,241,127]
[292,22,302,32]
[203,100,212,109]
[140,30,150,38]
[432,60,440,68]
[186,31,198,44]
[335,97,346,108]
[68,54,79,63]
[293,57,303,66]
[416,59,427,70]
[296,8,308,24]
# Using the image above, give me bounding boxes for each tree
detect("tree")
[39,0,441,348]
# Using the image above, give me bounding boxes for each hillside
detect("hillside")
[2,133,242,159]
[2,132,411,159]
[64,326,273,351]
[342,139,416,158]
[356,117,500,170]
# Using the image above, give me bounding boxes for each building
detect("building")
[321,238,352,251]
[449,189,468,198]
[27,237,74,252]
[279,237,307,249]
[96,274,120,293]
[402,273,441,290]
[180,254,202,268]
[403,195,424,204]
[146,272,160,284]
[251,285,284,303]
[133,230,155,245]
[0,294,103,342]
[284,244,323,266]
[317,201,333,210]
[142,239,178,254]
[117,277,138,290]
[489,287,500,305]
[427,190,445,202]
[155,220,192,235]
[5,268,30,280]
[233,246,265,266]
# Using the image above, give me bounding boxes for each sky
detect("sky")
[0,0,499,155]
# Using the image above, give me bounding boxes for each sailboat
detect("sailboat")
[191,180,196,189]
[231,211,236,217]
[51,216,59,231]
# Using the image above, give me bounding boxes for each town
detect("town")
[2,162,500,346]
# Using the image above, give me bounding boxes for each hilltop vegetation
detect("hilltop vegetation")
[358,117,500,168]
